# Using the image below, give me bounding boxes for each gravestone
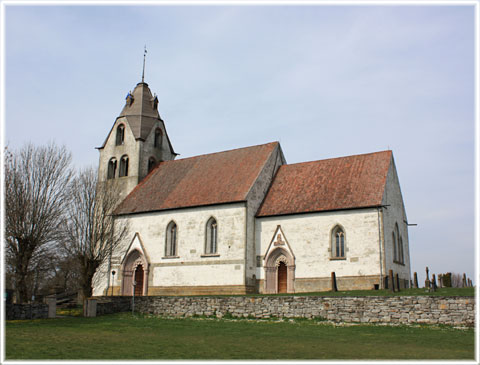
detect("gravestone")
[389,270,395,292]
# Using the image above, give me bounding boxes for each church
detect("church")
[92,78,411,296]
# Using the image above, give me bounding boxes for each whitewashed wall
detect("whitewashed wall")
[256,208,382,281]
[97,202,247,293]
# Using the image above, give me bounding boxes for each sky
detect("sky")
[3,2,477,285]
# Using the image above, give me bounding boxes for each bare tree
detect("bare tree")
[4,143,72,303]
[451,273,464,288]
[61,167,128,298]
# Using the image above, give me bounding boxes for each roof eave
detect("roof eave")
[114,200,247,217]
[256,204,385,219]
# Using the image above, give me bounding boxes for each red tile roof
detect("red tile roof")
[256,151,392,217]
[114,142,279,215]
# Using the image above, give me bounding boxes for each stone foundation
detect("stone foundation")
[104,284,255,296]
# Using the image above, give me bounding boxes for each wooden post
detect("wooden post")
[413,272,419,288]
[388,270,395,292]
[331,272,338,292]
[395,273,401,292]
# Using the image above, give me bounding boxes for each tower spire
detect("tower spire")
[141,45,147,83]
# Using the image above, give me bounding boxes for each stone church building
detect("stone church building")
[92,80,411,296]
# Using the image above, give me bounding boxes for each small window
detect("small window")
[119,155,129,177]
[148,157,157,173]
[116,124,125,146]
[392,231,398,262]
[107,158,117,179]
[393,223,402,263]
[399,236,404,264]
[165,221,177,257]
[154,128,163,148]
[331,226,345,258]
[205,218,218,254]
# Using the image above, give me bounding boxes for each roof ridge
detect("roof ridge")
[172,141,279,162]
[282,150,392,168]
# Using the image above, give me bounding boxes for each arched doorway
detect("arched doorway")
[264,248,295,294]
[121,249,148,296]
[277,262,288,293]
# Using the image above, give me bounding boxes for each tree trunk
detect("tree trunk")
[80,259,100,299]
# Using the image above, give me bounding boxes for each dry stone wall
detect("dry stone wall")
[6,303,48,320]
[95,295,475,327]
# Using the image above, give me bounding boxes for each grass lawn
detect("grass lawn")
[236,287,475,298]
[5,312,475,360]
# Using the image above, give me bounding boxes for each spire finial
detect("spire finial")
[142,45,147,83]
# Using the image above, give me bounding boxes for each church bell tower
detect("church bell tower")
[96,79,177,203]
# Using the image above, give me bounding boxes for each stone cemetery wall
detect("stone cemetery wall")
[6,303,48,320]
[94,295,475,327]
[95,296,132,316]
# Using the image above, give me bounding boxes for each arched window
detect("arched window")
[148,157,157,173]
[331,226,345,258]
[205,217,218,254]
[399,236,404,264]
[393,223,401,263]
[107,158,117,179]
[154,128,163,148]
[119,155,129,177]
[392,231,398,262]
[116,124,125,146]
[165,221,177,257]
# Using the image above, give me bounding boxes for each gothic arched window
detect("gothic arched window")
[148,157,157,173]
[107,158,117,179]
[116,124,125,146]
[331,226,346,258]
[392,231,398,262]
[393,223,402,263]
[205,218,218,254]
[165,221,177,257]
[154,128,163,148]
[399,236,404,264]
[119,155,129,177]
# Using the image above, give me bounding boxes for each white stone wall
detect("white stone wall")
[109,203,247,290]
[256,208,382,282]
[381,156,411,283]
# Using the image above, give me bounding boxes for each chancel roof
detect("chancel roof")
[114,142,280,215]
[256,150,392,217]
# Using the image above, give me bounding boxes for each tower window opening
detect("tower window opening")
[107,158,117,179]
[148,157,157,173]
[116,124,125,146]
[154,128,163,148]
[119,155,129,177]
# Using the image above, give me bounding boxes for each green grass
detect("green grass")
[5,312,474,360]
[181,287,475,298]
[56,305,83,317]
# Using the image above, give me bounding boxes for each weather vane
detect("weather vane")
[142,45,147,83]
